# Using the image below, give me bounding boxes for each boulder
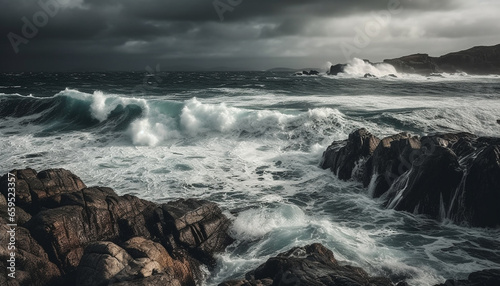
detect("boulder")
[364,73,376,78]
[321,128,380,181]
[329,64,347,75]
[0,168,86,213]
[76,239,196,286]
[26,187,159,272]
[0,168,235,285]
[0,217,61,286]
[220,243,397,286]
[161,199,234,266]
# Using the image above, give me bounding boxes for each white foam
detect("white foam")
[230,204,308,240]
[341,58,399,77]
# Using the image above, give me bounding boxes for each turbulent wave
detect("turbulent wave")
[341,58,399,78]
[0,89,348,147]
[0,89,145,134]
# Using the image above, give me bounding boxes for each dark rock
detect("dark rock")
[220,243,396,286]
[388,74,398,78]
[309,70,320,75]
[329,64,347,75]
[384,146,463,219]
[76,238,196,286]
[0,217,61,286]
[434,269,500,286]
[363,133,421,198]
[323,130,500,227]
[497,119,500,125]
[364,73,376,78]
[0,168,234,285]
[302,70,310,75]
[0,168,86,213]
[384,44,500,75]
[26,187,159,272]
[321,128,380,181]
[161,198,234,266]
[451,145,500,227]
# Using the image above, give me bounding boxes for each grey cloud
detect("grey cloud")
[0,0,497,71]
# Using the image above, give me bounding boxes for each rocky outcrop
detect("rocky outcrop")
[321,128,380,181]
[328,63,347,75]
[0,168,87,214]
[383,44,500,75]
[0,168,233,286]
[295,70,320,76]
[75,238,196,286]
[220,243,401,286]
[322,129,500,227]
[434,269,500,286]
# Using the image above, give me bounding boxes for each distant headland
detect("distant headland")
[329,44,500,76]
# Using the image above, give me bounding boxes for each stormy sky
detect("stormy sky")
[1,0,499,71]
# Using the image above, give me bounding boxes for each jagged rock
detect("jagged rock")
[76,238,196,286]
[384,146,463,219]
[364,73,376,78]
[451,145,500,227]
[76,241,134,286]
[0,168,234,285]
[161,198,234,266]
[26,187,158,272]
[220,243,396,286]
[321,128,380,181]
[122,237,195,284]
[363,133,421,198]
[329,64,347,75]
[323,130,500,227]
[0,168,86,213]
[0,217,61,286]
[434,269,500,286]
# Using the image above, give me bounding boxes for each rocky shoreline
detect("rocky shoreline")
[321,129,500,228]
[1,168,499,285]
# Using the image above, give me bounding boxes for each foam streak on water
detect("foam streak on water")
[1,71,499,286]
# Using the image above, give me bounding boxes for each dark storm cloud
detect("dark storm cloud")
[0,0,498,71]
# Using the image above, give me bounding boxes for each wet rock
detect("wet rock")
[0,168,234,285]
[364,73,376,78]
[384,146,463,219]
[220,243,396,286]
[435,269,500,286]
[321,128,380,181]
[0,217,61,286]
[0,168,86,213]
[451,145,500,227]
[27,187,158,272]
[323,130,500,227]
[76,238,197,286]
[363,133,421,198]
[329,64,347,75]
[161,198,234,266]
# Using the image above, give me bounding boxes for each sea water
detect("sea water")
[1,61,499,285]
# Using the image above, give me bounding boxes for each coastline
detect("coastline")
[1,162,499,285]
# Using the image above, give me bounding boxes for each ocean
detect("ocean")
[1,60,499,285]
